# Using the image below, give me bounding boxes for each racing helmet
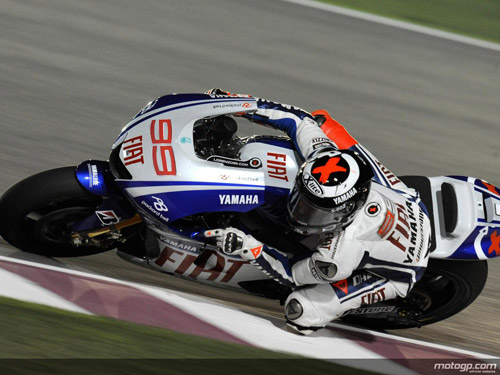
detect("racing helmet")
[287,148,374,235]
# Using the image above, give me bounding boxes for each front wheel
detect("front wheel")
[0,167,115,257]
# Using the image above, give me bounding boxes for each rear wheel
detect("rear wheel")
[340,259,488,329]
[408,258,488,326]
[0,167,116,257]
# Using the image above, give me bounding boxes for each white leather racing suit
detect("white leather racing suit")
[236,95,432,331]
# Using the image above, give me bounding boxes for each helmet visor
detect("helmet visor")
[287,184,356,235]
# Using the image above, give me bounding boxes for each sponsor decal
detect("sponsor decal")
[122,135,144,166]
[212,103,244,110]
[403,202,426,264]
[304,153,360,199]
[250,245,263,258]
[332,187,357,205]
[180,137,192,144]
[352,272,373,287]
[95,210,120,225]
[386,202,413,252]
[348,306,395,315]
[482,180,500,196]
[312,137,332,144]
[89,164,99,187]
[382,200,426,263]
[318,232,335,250]
[318,232,342,260]
[375,160,402,186]
[378,209,395,238]
[159,237,199,253]
[207,155,261,169]
[332,279,348,295]
[219,194,259,205]
[360,287,386,305]
[208,93,251,99]
[219,174,259,183]
[313,142,334,150]
[154,247,247,283]
[303,173,323,196]
[489,230,500,256]
[312,157,347,184]
[312,137,335,150]
[151,119,176,176]
[266,152,288,181]
[365,202,381,217]
[141,199,169,222]
[152,196,169,212]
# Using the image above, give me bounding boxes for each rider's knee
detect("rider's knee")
[391,280,413,298]
[284,284,342,334]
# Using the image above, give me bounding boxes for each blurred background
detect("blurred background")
[1,0,499,358]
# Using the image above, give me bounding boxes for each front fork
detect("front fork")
[71,160,142,246]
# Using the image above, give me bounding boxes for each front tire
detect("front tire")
[0,167,112,257]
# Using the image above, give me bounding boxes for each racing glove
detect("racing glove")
[204,227,263,260]
[205,88,252,98]
[205,88,230,96]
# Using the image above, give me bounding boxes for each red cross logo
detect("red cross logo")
[312,157,347,184]
[365,202,380,217]
[482,181,500,196]
[489,230,500,256]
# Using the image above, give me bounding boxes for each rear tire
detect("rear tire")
[410,258,488,326]
[340,258,488,330]
[0,167,113,257]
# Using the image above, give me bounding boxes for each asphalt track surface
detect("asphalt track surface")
[1,0,500,357]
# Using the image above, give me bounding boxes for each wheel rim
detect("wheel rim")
[410,268,469,323]
[21,197,100,247]
[34,207,95,244]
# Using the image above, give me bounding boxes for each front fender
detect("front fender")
[76,160,115,197]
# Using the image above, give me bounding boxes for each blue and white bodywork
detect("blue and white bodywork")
[111,94,298,226]
[73,93,500,289]
[427,175,500,260]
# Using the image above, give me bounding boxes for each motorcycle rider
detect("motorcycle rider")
[204,89,432,334]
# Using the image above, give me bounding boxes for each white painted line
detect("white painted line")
[0,267,92,314]
[281,0,500,52]
[0,255,139,287]
[327,322,498,360]
[0,254,496,362]
[139,285,415,375]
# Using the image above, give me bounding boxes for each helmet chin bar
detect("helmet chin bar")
[287,213,351,235]
[286,148,373,236]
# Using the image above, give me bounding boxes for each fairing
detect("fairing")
[426,176,500,260]
[113,94,299,225]
[73,94,500,268]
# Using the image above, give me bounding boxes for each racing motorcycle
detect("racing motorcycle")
[0,93,497,329]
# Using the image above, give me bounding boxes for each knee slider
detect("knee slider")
[285,298,304,321]
[285,297,321,335]
[285,285,341,330]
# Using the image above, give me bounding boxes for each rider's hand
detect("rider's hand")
[205,88,231,96]
[204,228,263,260]
[205,88,252,98]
